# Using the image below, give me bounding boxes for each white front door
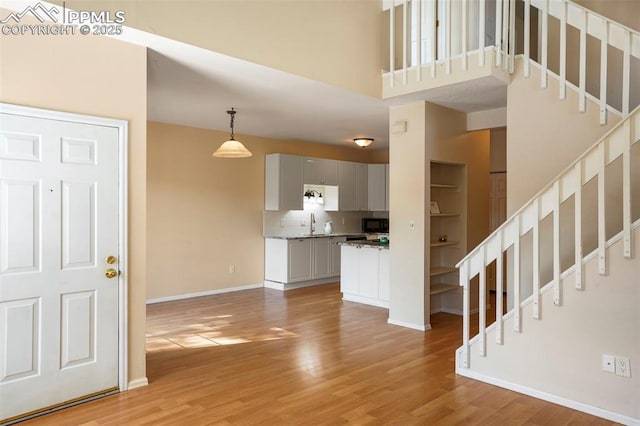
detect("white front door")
[0,111,120,422]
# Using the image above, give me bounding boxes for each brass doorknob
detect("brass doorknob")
[105,268,118,279]
[106,255,117,264]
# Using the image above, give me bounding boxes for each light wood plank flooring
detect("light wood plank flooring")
[24,284,613,425]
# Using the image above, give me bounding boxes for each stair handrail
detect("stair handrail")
[457,104,640,369]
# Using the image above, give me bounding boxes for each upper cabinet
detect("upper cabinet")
[265,153,303,211]
[338,161,368,211]
[367,164,387,211]
[303,158,338,185]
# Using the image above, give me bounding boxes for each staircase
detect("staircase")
[453,1,640,423]
[383,0,640,423]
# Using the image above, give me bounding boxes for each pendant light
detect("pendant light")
[213,108,252,158]
[353,137,374,148]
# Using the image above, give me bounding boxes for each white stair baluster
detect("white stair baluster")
[541,0,548,88]
[462,0,468,71]
[513,215,521,333]
[403,0,408,85]
[461,259,471,368]
[417,0,422,82]
[508,0,515,72]
[623,120,633,258]
[532,199,540,319]
[559,1,567,99]
[479,245,486,356]
[579,9,587,113]
[600,19,608,124]
[496,0,503,67]
[597,143,607,275]
[390,1,395,89]
[495,229,504,345]
[479,0,485,66]
[575,161,584,290]
[446,0,452,74]
[623,30,631,116]
[502,0,509,71]
[553,180,561,305]
[524,0,531,78]
[431,0,437,78]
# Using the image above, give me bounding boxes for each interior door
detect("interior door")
[0,112,120,422]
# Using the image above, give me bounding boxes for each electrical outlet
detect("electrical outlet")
[409,220,415,230]
[602,354,615,373]
[229,264,235,274]
[616,356,631,378]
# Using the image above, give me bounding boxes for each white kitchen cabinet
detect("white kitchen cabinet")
[385,164,390,211]
[265,236,345,290]
[312,237,330,279]
[338,161,368,211]
[340,244,389,308]
[303,157,338,185]
[358,247,380,298]
[357,163,368,211]
[340,245,359,294]
[367,164,387,211]
[378,249,390,302]
[329,237,345,276]
[338,161,357,211]
[265,154,303,211]
[288,239,313,282]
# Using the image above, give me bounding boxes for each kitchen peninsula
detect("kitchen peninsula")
[339,240,389,308]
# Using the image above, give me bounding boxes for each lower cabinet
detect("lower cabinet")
[340,245,389,308]
[265,237,346,289]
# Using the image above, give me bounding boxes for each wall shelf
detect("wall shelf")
[431,212,460,217]
[429,266,457,277]
[431,183,457,189]
[430,283,459,296]
[430,240,459,248]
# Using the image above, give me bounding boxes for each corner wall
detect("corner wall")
[0,22,148,385]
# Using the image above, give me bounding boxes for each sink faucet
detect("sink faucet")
[310,213,316,235]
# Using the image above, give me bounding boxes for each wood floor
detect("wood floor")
[23,284,613,425]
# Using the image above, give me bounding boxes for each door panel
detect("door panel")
[0,112,120,422]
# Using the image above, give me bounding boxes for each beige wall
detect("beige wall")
[389,101,490,329]
[147,121,380,300]
[52,0,384,98]
[0,19,148,385]
[466,226,640,421]
[507,58,620,215]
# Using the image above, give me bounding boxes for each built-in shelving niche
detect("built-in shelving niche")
[429,161,467,315]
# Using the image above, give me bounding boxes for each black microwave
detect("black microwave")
[362,218,389,233]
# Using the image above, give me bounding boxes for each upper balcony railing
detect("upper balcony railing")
[383,0,515,92]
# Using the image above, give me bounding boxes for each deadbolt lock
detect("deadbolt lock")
[106,255,117,264]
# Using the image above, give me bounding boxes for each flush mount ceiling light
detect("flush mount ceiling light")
[354,137,374,148]
[213,108,252,158]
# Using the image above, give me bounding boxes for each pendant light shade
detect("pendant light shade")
[213,108,252,158]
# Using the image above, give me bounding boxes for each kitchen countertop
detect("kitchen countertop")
[264,233,366,240]
[338,240,390,249]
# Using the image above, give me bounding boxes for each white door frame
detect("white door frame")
[0,102,129,392]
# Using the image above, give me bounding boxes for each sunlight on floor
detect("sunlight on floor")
[146,326,299,353]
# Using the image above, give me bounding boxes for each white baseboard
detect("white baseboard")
[456,367,640,426]
[342,294,389,309]
[127,377,148,390]
[146,283,263,304]
[387,318,432,331]
[263,278,338,291]
[435,305,486,316]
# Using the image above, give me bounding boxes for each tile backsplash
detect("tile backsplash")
[263,207,387,237]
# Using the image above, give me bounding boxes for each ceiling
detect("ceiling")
[29,1,508,150]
